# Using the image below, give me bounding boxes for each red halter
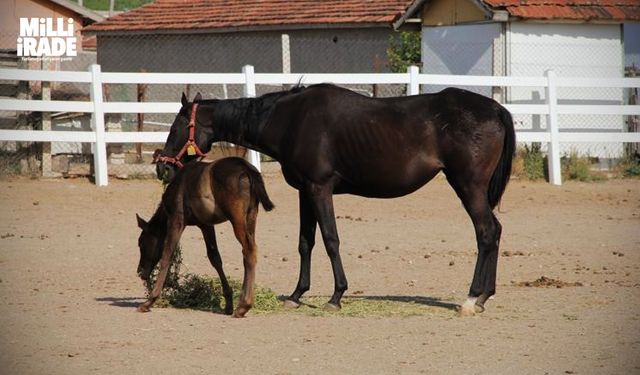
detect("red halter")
[154,102,206,168]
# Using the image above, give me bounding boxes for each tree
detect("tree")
[387,31,421,73]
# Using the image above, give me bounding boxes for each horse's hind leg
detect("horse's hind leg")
[200,225,234,315]
[461,207,501,316]
[230,211,258,318]
[447,176,502,316]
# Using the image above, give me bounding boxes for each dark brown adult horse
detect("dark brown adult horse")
[156,85,515,316]
[136,157,274,317]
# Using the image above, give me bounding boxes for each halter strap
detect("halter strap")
[154,102,206,168]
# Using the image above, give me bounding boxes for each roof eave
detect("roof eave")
[392,0,428,30]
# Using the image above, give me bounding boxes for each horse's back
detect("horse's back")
[270,85,510,197]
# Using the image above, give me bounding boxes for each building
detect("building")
[1,0,103,70]
[395,0,640,159]
[83,0,413,74]
[0,0,103,175]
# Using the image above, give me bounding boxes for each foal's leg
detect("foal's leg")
[285,191,317,308]
[199,225,234,315]
[230,214,258,318]
[138,220,184,312]
[307,185,348,310]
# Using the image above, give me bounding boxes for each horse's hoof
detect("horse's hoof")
[457,303,485,316]
[457,304,476,317]
[137,304,151,313]
[283,299,301,309]
[322,302,341,312]
[224,307,234,315]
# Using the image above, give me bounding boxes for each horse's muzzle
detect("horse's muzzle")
[155,162,175,183]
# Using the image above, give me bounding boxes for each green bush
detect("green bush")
[80,0,151,11]
[561,152,603,182]
[516,143,546,180]
[387,32,421,73]
[621,155,640,177]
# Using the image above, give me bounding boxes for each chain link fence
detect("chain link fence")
[2,29,408,178]
[507,37,633,163]
[2,30,638,179]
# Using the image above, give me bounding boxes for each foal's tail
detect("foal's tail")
[246,166,275,212]
[488,105,516,210]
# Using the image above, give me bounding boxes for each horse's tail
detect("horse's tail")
[488,105,516,210]
[246,164,275,212]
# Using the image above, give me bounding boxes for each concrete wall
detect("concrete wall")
[96,27,395,73]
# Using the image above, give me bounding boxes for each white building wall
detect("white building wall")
[508,23,624,158]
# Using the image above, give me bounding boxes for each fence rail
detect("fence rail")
[1,64,639,186]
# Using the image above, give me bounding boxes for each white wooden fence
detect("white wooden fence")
[1,64,639,186]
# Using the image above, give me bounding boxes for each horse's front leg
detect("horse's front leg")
[200,225,234,315]
[138,220,184,313]
[230,218,258,318]
[308,184,347,310]
[284,191,317,308]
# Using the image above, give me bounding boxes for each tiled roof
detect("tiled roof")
[84,0,413,33]
[482,0,640,21]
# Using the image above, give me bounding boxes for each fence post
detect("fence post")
[41,59,53,177]
[89,64,108,186]
[243,65,261,172]
[408,65,420,96]
[545,69,562,185]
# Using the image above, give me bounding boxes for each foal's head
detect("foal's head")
[135,214,164,280]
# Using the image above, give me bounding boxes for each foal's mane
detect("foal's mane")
[146,202,168,235]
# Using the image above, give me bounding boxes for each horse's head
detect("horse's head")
[155,92,210,183]
[135,214,163,280]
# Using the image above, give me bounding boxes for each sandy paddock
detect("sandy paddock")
[0,163,639,374]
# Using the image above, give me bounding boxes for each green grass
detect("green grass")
[291,295,457,318]
[146,273,457,318]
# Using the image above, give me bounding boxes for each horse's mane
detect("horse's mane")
[206,85,306,145]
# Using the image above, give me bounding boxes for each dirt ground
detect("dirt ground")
[1,163,639,375]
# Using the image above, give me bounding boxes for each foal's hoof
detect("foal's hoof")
[322,302,341,312]
[283,299,301,309]
[232,309,248,318]
[137,304,151,313]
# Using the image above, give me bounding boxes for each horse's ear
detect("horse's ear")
[181,92,188,107]
[136,214,149,231]
[193,92,202,102]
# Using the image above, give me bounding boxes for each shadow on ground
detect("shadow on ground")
[95,296,145,308]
